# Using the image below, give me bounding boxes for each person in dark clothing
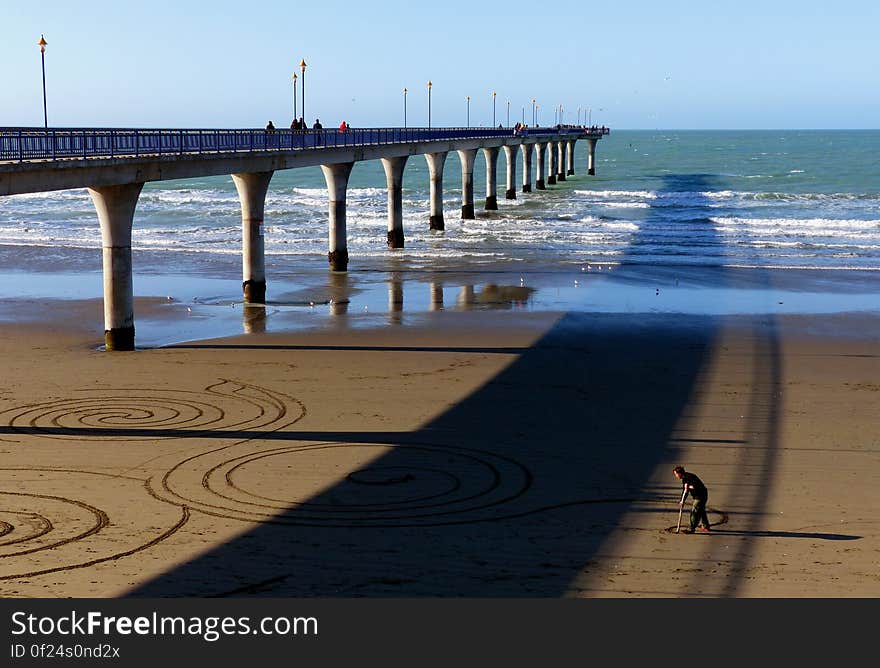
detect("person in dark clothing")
[673,466,710,533]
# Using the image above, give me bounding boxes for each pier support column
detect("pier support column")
[457,148,477,219]
[482,146,499,209]
[503,144,518,199]
[425,152,448,230]
[535,142,546,190]
[89,182,144,351]
[381,156,408,248]
[587,138,598,175]
[556,141,567,181]
[232,171,274,303]
[321,162,355,271]
[547,142,557,185]
[521,143,534,193]
[567,139,576,175]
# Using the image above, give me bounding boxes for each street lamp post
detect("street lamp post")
[38,35,48,128]
[466,95,470,126]
[532,99,536,126]
[427,80,432,129]
[292,72,298,121]
[299,59,307,124]
[492,91,496,126]
[506,99,510,127]
[403,88,407,128]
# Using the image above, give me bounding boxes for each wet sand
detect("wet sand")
[0,293,878,598]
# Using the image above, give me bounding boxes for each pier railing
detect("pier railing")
[0,126,608,163]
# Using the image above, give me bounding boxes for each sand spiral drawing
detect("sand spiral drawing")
[150,441,534,528]
[0,379,303,443]
[0,380,305,580]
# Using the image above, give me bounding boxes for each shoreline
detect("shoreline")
[0,259,877,348]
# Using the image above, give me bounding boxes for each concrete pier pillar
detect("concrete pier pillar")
[521,143,534,193]
[88,182,145,351]
[567,140,576,175]
[503,145,518,199]
[320,162,355,271]
[232,171,274,303]
[425,152,448,230]
[556,141,567,181]
[381,156,408,248]
[482,146,500,210]
[535,142,546,190]
[457,149,477,219]
[547,141,557,185]
[587,138,598,175]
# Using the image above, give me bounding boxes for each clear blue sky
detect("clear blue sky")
[3,0,878,129]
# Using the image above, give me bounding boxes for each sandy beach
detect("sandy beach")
[0,287,877,598]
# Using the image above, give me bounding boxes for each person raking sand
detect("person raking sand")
[673,466,711,534]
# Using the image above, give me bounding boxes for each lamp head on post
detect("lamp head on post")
[39,35,47,53]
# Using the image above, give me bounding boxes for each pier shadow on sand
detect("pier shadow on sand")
[111,174,786,597]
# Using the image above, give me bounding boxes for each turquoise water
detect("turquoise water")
[3,130,879,270]
[0,130,878,341]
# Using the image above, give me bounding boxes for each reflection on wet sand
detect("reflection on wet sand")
[240,273,537,335]
[328,272,351,316]
[388,273,403,325]
[242,305,266,334]
[457,283,535,310]
[430,281,444,311]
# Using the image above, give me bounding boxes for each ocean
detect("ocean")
[1,130,878,343]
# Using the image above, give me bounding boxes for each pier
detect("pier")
[0,125,608,350]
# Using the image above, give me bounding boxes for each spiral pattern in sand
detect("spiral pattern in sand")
[0,380,304,442]
[154,441,532,527]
